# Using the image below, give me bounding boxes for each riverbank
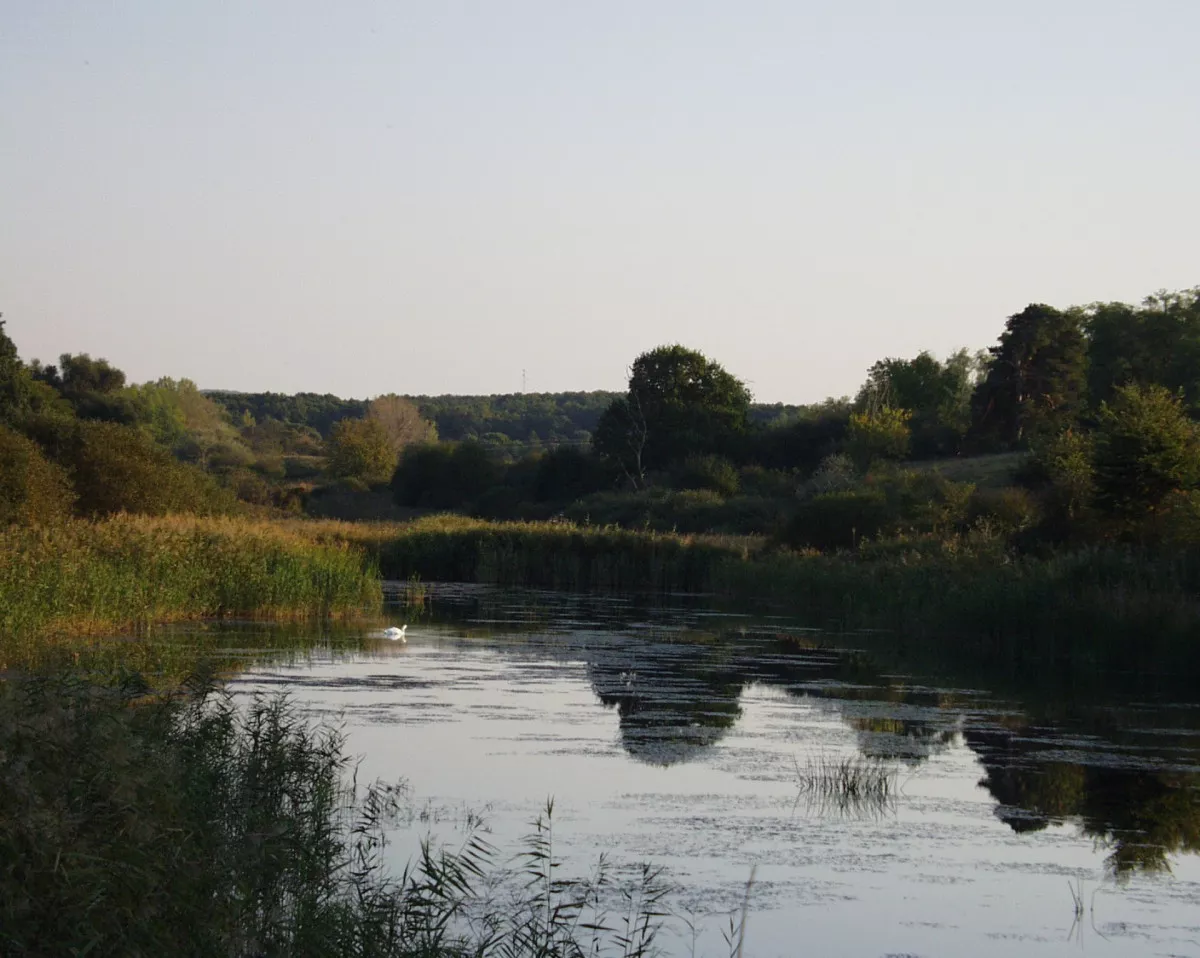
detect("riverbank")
[298,515,1200,672]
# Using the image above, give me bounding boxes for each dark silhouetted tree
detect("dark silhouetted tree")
[595,346,751,481]
[970,305,1088,447]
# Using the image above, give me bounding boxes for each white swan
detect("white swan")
[382,625,407,642]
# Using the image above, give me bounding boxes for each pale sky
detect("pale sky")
[3,1,1197,403]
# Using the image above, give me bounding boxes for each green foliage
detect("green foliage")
[1085,288,1200,409]
[33,352,142,424]
[1094,383,1200,518]
[533,447,610,503]
[971,304,1088,447]
[670,455,740,497]
[326,418,396,483]
[845,407,912,470]
[1030,429,1096,521]
[857,349,979,456]
[783,489,891,550]
[968,486,1040,535]
[0,426,75,526]
[65,421,234,517]
[391,441,501,510]
[596,345,752,479]
[129,378,252,470]
[206,391,368,438]
[0,515,381,652]
[412,391,615,448]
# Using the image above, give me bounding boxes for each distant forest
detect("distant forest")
[206,390,808,452]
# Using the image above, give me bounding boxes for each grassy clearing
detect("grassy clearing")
[0,515,381,670]
[909,451,1028,489]
[0,673,672,958]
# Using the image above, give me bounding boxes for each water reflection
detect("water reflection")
[417,586,1200,876]
[199,584,1200,879]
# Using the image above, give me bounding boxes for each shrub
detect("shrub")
[782,489,892,551]
[534,447,609,502]
[670,455,740,497]
[0,426,74,526]
[798,453,858,499]
[968,486,1040,535]
[326,418,396,483]
[392,441,501,510]
[1094,383,1200,518]
[66,421,234,517]
[846,407,912,470]
[738,465,798,498]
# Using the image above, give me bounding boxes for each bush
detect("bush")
[798,453,858,499]
[534,447,609,502]
[781,489,892,551]
[392,441,502,510]
[738,465,798,498]
[66,421,234,517]
[670,455,740,497]
[0,426,74,526]
[326,418,396,483]
[846,407,912,470]
[1094,383,1200,518]
[968,486,1040,535]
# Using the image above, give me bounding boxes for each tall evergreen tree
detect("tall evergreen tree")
[970,304,1088,447]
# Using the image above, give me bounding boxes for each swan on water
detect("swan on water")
[383,625,407,642]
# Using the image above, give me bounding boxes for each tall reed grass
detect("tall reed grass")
[0,673,673,958]
[0,515,382,669]
[290,516,1200,670]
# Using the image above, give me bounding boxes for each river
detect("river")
[206,583,1200,957]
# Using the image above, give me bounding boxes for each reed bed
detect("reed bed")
[0,515,382,669]
[288,514,760,593]
[286,516,1200,668]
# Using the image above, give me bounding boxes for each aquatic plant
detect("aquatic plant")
[793,754,898,818]
[0,673,675,958]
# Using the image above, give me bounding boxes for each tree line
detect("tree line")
[3,285,1198,549]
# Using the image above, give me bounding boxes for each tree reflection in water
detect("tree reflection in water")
[420,587,1200,876]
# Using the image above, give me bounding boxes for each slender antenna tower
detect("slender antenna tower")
[522,369,527,393]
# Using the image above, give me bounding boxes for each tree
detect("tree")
[1085,288,1200,409]
[0,319,37,428]
[326,418,396,482]
[845,407,912,471]
[857,349,980,457]
[392,441,501,509]
[367,395,438,453]
[595,346,751,480]
[1093,383,1200,518]
[971,305,1088,447]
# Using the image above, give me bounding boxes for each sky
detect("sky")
[2,1,1198,403]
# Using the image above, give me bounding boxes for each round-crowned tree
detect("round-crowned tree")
[594,345,751,485]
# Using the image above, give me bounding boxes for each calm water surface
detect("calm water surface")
[209,584,1200,957]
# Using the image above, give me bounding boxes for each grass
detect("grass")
[280,515,1200,672]
[792,755,897,819]
[910,451,1028,490]
[0,672,674,958]
[0,515,382,672]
